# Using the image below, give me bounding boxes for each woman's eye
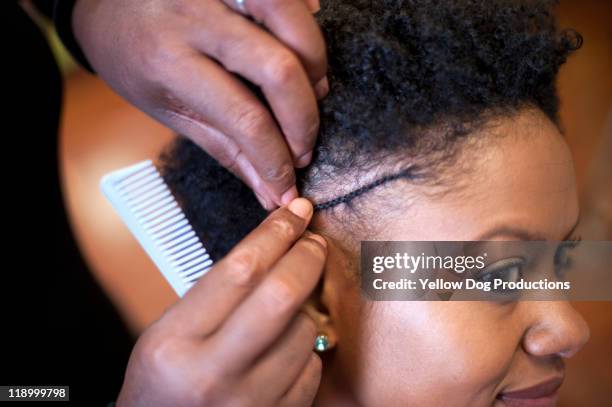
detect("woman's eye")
[476,258,524,294]
[554,237,581,278]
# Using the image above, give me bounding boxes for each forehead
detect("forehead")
[381,109,579,241]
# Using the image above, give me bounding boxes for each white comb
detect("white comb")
[100,160,213,297]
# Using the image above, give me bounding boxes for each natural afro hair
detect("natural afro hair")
[159,0,581,260]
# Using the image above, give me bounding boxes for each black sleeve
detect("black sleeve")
[53,0,95,72]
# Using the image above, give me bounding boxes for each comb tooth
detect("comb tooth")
[183,263,213,282]
[176,254,212,280]
[140,201,178,225]
[125,183,167,207]
[168,241,204,263]
[159,230,196,252]
[115,164,156,188]
[164,236,200,257]
[185,272,208,285]
[119,171,160,195]
[172,247,208,268]
[131,189,172,214]
[142,203,179,234]
[147,211,184,242]
[101,160,213,297]
[151,218,189,241]
[180,259,213,279]
[133,194,175,218]
[188,268,211,281]
[123,177,164,202]
[158,225,192,246]
[142,207,182,230]
[175,255,211,274]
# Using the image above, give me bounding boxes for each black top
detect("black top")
[4,2,134,405]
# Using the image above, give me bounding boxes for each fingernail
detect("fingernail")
[306,232,327,248]
[296,151,313,168]
[281,185,298,205]
[314,76,329,99]
[306,0,321,13]
[288,197,313,220]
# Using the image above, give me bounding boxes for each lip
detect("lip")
[498,377,563,407]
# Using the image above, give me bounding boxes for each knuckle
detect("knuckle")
[267,216,300,241]
[262,161,295,185]
[189,349,231,404]
[137,331,183,372]
[193,370,225,405]
[264,278,299,313]
[246,0,284,25]
[224,250,261,288]
[139,41,180,84]
[168,0,201,19]
[300,237,326,262]
[265,51,302,87]
[233,103,273,143]
[135,331,227,405]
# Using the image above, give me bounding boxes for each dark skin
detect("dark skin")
[118,198,328,406]
[311,109,590,406]
[72,0,328,209]
[68,1,588,404]
[70,1,330,404]
[118,109,589,406]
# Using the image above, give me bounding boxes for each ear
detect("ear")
[302,289,338,350]
[302,224,358,352]
[302,256,338,351]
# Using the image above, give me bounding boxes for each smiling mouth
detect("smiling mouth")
[497,376,564,407]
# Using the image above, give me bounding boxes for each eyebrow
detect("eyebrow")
[476,217,580,241]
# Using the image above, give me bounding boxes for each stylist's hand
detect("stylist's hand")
[117,198,326,406]
[72,0,327,209]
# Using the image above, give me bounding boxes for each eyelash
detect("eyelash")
[554,235,582,276]
[476,235,582,297]
[476,257,524,296]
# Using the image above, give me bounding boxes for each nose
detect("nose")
[522,302,590,359]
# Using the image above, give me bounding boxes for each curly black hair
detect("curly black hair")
[159,0,581,261]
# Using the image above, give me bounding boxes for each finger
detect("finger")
[279,352,322,407]
[242,313,317,403]
[188,5,320,168]
[160,111,275,209]
[225,0,320,14]
[167,199,314,335]
[159,52,297,205]
[304,0,321,13]
[221,0,327,85]
[208,232,327,368]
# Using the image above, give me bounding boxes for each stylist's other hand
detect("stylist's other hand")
[72,0,327,209]
[117,198,326,406]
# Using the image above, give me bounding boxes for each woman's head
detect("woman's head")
[161,0,583,252]
[160,0,589,405]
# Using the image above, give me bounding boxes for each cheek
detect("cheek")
[348,302,522,406]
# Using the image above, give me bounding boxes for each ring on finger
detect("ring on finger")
[234,0,248,14]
